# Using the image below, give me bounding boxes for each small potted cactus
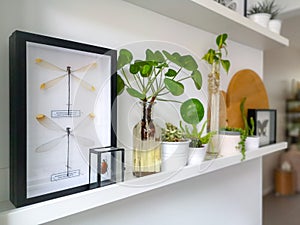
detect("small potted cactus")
[161,122,190,171]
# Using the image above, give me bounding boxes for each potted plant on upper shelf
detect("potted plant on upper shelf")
[247,0,281,29]
[267,0,282,34]
[161,122,190,171]
[117,48,203,177]
[180,98,215,165]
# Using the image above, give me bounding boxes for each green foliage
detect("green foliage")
[247,0,281,19]
[117,49,202,103]
[162,122,184,142]
[202,33,230,74]
[221,127,246,161]
[180,121,215,147]
[238,129,247,161]
[180,98,204,125]
[240,97,255,136]
[179,98,214,148]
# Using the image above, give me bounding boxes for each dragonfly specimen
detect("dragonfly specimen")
[35,58,97,116]
[36,113,95,177]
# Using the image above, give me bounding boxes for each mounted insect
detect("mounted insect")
[257,119,269,136]
[101,158,108,175]
[35,113,96,178]
[35,58,97,116]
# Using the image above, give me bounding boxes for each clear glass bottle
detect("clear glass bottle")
[207,61,220,156]
[132,101,161,177]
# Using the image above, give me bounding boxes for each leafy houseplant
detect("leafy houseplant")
[179,98,214,148]
[219,127,246,160]
[240,97,260,152]
[247,0,280,19]
[162,122,185,142]
[117,49,202,176]
[202,33,230,155]
[247,0,281,28]
[161,122,190,171]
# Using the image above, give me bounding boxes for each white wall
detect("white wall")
[263,46,300,194]
[0,0,263,208]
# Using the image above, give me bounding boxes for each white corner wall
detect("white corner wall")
[263,46,300,194]
[0,0,263,213]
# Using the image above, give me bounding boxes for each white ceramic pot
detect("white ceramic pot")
[161,140,190,171]
[268,19,282,34]
[188,145,207,165]
[246,136,260,151]
[249,13,271,27]
[219,132,241,157]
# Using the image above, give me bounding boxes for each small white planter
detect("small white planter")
[188,145,207,165]
[268,19,282,34]
[246,136,260,151]
[161,140,190,171]
[249,13,271,27]
[219,132,241,157]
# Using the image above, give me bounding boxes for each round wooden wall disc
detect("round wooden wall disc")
[226,69,269,128]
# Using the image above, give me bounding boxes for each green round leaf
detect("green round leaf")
[162,50,181,66]
[216,33,228,48]
[165,69,177,77]
[116,74,125,96]
[164,78,184,96]
[126,88,145,100]
[145,49,155,61]
[129,63,139,74]
[191,70,202,90]
[140,64,152,77]
[117,49,133,70]
[179,55,198,71]
[180,98,204,125]
[146,49,165,63]
[154,51,165,63]
[221,59,230,74]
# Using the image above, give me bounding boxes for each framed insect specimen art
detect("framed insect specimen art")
[89,146,125,189]
[214,0,247,16]
[248,109,277,146]
[9,30,117,207]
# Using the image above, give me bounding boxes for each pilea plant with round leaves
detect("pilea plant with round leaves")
[116,49,202,104]
[180,98,215,148]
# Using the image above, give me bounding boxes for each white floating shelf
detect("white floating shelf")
[0,142,287,225]
[123,0,289,49]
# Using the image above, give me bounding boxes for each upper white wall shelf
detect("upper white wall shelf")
[0,142,287,225]
[123,0,289,50]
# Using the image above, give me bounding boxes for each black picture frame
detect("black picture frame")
[9,30,117,207]
[248,109,277,146]
[214,0,247,17]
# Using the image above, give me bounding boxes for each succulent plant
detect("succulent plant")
[247,0,281,19]
[162,122,184,142]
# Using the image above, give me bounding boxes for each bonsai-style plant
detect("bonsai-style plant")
[179,98,214,148]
